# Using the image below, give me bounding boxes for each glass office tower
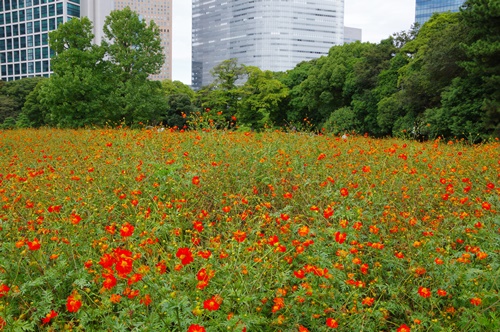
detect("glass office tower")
[415,0,464,25]
[192,0,345,90]
[0,0,83,81]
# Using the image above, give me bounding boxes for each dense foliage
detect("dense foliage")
[0,0,498,140]
[0,128,498,331]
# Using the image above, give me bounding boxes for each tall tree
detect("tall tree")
[458,0,500,137]
[102,7,164,82]
[195,58,247,126]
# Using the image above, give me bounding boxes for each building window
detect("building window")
[67,3,80,17]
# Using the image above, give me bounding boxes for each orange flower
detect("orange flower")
[110,294,121,303]
[120,222,134,237]
[298,325,309,332]
[361,297,374,306]
[418,286,431,298]
[437,289,447,297]
[272,297,285,313]
[176,247,194,265]
[340,188,349,197]
[66,292,82,313]
[203,295,222,311]
[326,317,338,328]
[298,225,309,236]
[192,176,200,186]
[187,324,206,332]
[470,297,482,306]
[233,230,247,242]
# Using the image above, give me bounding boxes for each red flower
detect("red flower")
[187,324,206,332]
[27,238,41,251]
[48,205,62,213]
[192,176,200,186]
[334,232,347,244]
[176,247,194,265]
[120,222,134,237]
[396,324,411,332]
[470,297,482,306]
[41,310,58,324]
[340,188,349,197]
[140,294,152,306]
[203,295,222,311]
[99,253,115,269]
[482,202,491,210]
[323,207,334,218]
[155,261,167,274]
[0,284,10,298]
[298,325,309,332]
[437,289,447,297]
[115,256,134,276]
[70,213,82,225]
[293,269,306,279]
[326,317,338,328]
[418,286,431,298]
[127,273,143,285]
[66,292,82,313]
[102,273,117,290]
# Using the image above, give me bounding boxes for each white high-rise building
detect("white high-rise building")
[192,0,345,90]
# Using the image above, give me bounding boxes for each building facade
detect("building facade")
[0,0,84,81]
[114,0,172,80]
[344,26,361,44]
[192,0,345,90]
[415,0,464,25]
[1,0,172,81]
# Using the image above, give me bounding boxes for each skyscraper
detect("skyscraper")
[192,0,345,90]
[114,0,172,80]
[415,0,464,26]
[0,0,84,81]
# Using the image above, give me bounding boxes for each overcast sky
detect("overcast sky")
[172,0,416,84]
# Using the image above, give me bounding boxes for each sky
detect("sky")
[171,0,416,84]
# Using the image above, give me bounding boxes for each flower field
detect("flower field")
[0,129,498,331]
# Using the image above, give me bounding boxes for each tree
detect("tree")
[20,78,49,127]
[457,0,500,137]
[195,59,247,126]
[160,80,197,128]
[102,7,164,82]
[31,8,166,128]
[37,17,111,128]
[0,77,45,123]
[236,67,289,130]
